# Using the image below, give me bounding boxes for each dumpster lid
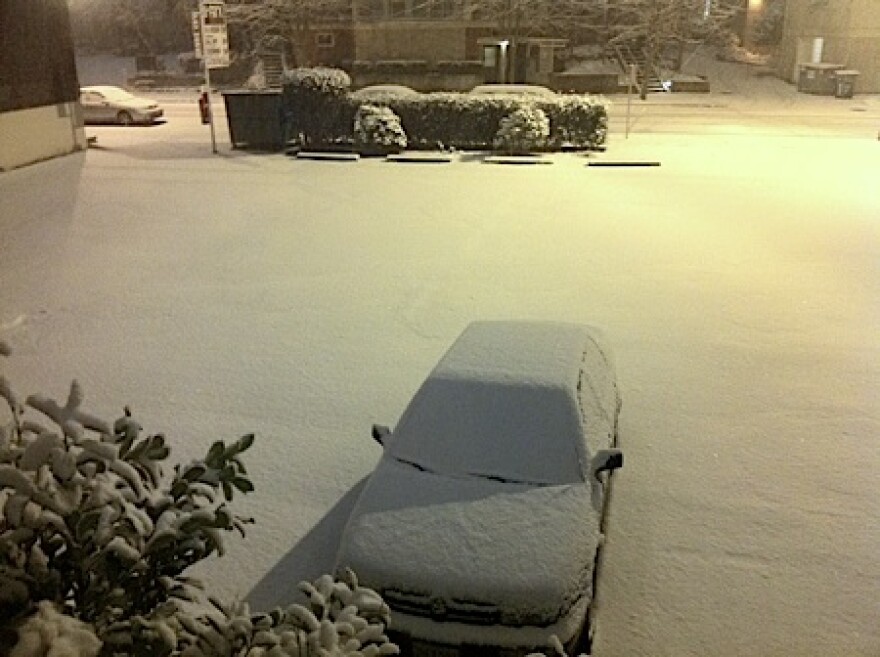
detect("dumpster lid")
[221,89,283,96]
[802,62,845,71]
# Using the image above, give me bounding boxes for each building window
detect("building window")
[315,32,335,48]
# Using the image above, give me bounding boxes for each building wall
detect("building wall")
[778,0,880,93]
[0,0,86,171]
[353,22,470,62]
[0,103,85,172]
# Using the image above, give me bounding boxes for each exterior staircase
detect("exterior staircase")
[608,42,667,93]
[260,50,286,89]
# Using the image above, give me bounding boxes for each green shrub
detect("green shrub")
[0,343,398,657]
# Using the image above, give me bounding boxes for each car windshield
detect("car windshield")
[387,376,585,486]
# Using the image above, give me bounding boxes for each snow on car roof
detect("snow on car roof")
[386,321,610,485]
[429,321,600,387]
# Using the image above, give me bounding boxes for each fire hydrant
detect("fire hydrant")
[198,91,210,125]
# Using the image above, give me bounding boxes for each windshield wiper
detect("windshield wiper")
[396,457,433,473]
[466,472,550,486]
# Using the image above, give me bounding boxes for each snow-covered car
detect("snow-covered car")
[79,85,164,125]
[468,84,558,98]
[350,85,421,101]
[335,320,623,657]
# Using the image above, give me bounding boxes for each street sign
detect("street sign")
[199,1,229,69]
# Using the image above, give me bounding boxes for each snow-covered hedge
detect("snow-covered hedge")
[281,68,608,151]
[493,106,550,154]
[0,343,398,657]
[387,93,606,151]
[282,67,353,148]
[354,105,408,154]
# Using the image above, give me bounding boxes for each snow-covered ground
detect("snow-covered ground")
[2,68,879,655]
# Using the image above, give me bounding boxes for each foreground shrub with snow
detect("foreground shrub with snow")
[0,342,397,657]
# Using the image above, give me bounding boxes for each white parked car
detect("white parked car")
[468,84,558,98]
[335,320,623,657]
[79,85,164,125]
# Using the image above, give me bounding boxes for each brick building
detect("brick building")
[238,0,567,91]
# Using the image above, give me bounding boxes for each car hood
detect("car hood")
[336,458,600,625]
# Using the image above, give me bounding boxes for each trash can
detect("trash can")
[834,70,860,99]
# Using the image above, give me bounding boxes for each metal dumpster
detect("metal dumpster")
[797,63,845,95]
[834,70,860,99]
[222,90,284,151]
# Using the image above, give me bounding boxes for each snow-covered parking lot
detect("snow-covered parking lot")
[2,90,879,656]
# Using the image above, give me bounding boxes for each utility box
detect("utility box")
[834,70,860,99]
[797,63,845,95]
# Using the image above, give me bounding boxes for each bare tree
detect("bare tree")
[225,0,353,66]
[395,0,739,92]
[69,0,192,55]
[600,0,741,98]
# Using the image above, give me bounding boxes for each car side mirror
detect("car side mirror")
[372,424,390,446]
[591,449,623,478]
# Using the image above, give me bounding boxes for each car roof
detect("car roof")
[469,84,556,96]
[352,85,419,96]
[81,85,124,93]
[386,321,611,485]
[429,320,601,390]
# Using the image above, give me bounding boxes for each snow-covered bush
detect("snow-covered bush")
[493,106,550,154]
[280,85,608,153]
[9,601,102,657]
[353,105,407,154]
[282,67,354,147]
[0,343,397,657]
[283,67,351,96]
[387,93,607,151]
[175,570,397,657]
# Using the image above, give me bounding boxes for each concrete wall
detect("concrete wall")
[778,0,880,93]
[1,0,86,171]
[0,103,87,172]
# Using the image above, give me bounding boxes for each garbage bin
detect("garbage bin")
[834,70,860,99]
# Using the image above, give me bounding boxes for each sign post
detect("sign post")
[192,1,229,154]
